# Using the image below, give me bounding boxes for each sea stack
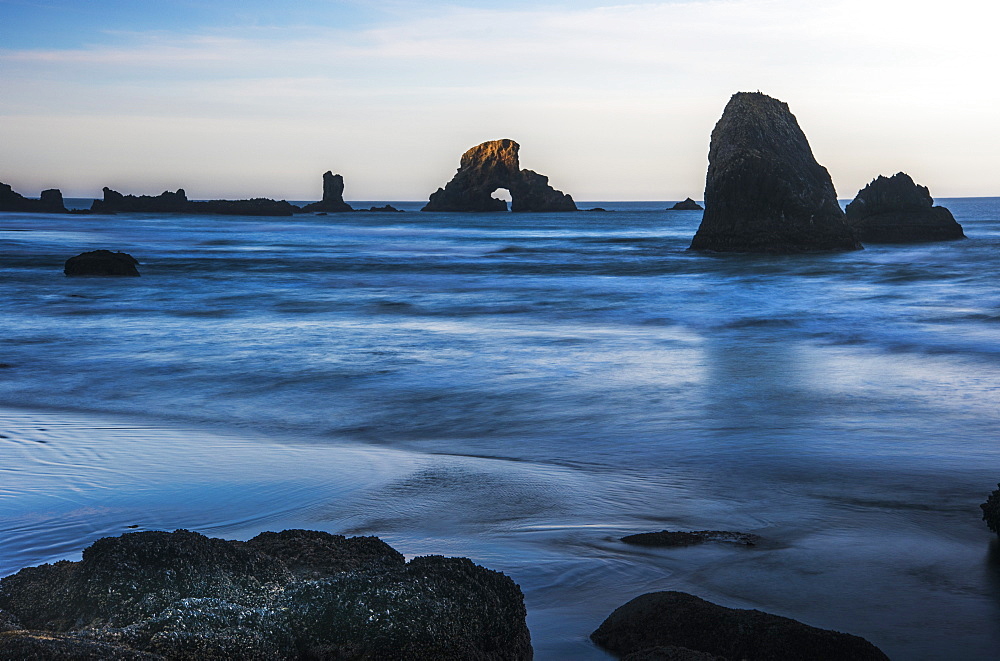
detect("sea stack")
[0,182,68,213]
[301,171,353,213]
[845,172,964,242]
[422,139,577,212]
[690,92,861,253]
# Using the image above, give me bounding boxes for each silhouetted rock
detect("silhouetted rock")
[64,250,140,277]
[359,204,404,212]
[586,207,608,212]
[187,198,299,216]
[845,172,964,243]
[0,529,532,660]
[423,139,577,212]
[669,198,703,211]
[621,530,759,547]
[301,171,354,213]
[0,182,68,213]
[91,188,299,216]
[690,92,861,253]
[91,188,188,213]
[591,591,889,661]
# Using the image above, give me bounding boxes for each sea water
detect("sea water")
[1,200,999,658]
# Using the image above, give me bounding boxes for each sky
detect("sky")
[1,0,997,200]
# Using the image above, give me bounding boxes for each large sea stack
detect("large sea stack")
[690,92,861,253]
[423,139,577,212]
[845,172,964,242]
[301,171,354,213]
[0,182,67,213]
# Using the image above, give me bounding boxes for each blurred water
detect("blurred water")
[2,200,999,658]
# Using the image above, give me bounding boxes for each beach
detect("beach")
[3,200,1000,657]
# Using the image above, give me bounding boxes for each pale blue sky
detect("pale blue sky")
[2,0,996,200]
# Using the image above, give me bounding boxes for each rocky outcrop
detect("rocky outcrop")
[423,139,576,212]
[188,198,299,216]
[91,188,188,214]
[620,530,758,547]
[591,591,888,661]
[64,250,140,277]
[301,171,353,213]
[845,172,964,243]
[0,529,532,660]
[91,188,299,216]
[690,92,861,253]
[0,182,67,213]
[669,198,703,211]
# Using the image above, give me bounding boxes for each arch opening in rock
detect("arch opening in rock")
[422,139,576,212]
[491,188,512,207]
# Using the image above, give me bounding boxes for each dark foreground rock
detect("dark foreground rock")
[981,483,1000,535]
[0,182,68,213]
[0,529,532,660]
[301,171,354,213]
[591,591,888,661]
[669,198,703,211]
[845,172,964,243]
[620,530,758,547]
[690,92,861,253]
[423,139,576,212]
[91,187,299,216]
[64,250,140,277]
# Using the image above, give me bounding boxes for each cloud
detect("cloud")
[1,0,997,198]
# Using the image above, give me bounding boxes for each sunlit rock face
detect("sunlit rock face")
[845,172,964,243]
[423,139,577,212]
[301,171,354,213]
[690,92,861,253]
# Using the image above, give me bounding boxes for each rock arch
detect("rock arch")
[422,139,577,212]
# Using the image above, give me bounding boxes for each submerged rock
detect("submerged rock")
[592,591,889,661]
[845,172,964,243]
[0,182,68,213]
[620,530,758,547]
[64,250,140,277]
[669,198,703,211]
[0,529,532,660]
[301,171,354,213]
[690,92,861,253]
[423,139,577,212]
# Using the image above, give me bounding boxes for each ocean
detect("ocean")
[2,199,999,658]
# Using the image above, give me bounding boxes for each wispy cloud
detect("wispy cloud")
[1,0,996,198]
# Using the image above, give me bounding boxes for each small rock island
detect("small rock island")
[423,139,577,212]
[669,198,703,211]
[845,172,964,243]
[0,182,67,213]
[690,92,861,253]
